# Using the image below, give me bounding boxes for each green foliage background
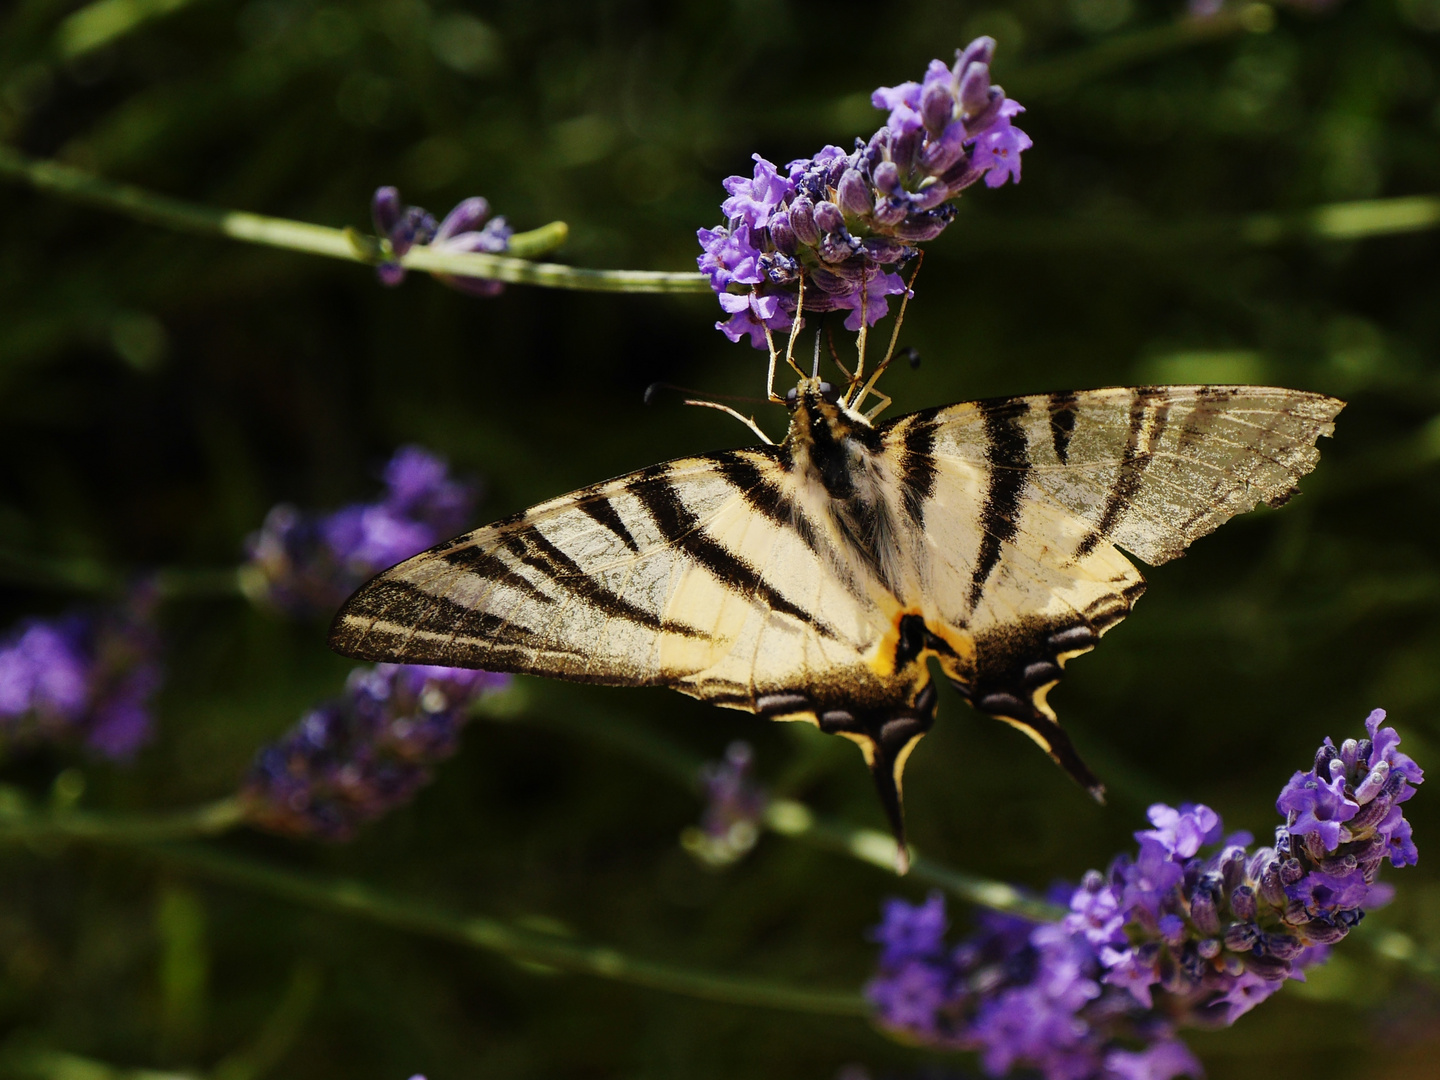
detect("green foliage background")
[2,1,1440,1078]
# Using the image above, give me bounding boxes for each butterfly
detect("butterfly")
[330,380,1342,871]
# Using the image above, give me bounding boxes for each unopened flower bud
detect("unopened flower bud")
[955,35,995,73]
[837,169,873,217]
[1354,760,1390,804]
[769,212,797,254]
[790,197,820,245]
[920,81,955,135]
[873,160,902,194]
[1230,885,1258,921]
[1299,919,1349,945]
[957,61,991,114]
[814,200,845,234]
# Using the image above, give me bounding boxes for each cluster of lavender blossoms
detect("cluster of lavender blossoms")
[244,445,477,617]
[681,741,769,867]
[698,37,1030,348]
[371,186,512,296]
[866,710,1422,1080]
[241,663,509,840]
[0,588,162,760]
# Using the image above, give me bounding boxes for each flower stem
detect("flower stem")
[0,790,246,842]
[0,146,709,295]
[142,840,866,1015]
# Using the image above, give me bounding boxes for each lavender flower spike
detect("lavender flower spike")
[698,37,1030,349]
[681,741,769,866]
[244,445,478,618]
[241,663,510,840]
[865,709,1422,1079]
[0,586,163,761]
[370,186,511,294]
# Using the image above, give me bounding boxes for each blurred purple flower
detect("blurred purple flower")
[244,445,478,618]
[372,186,511,295]
[0,588,162,761]
[682,740,769,866]
[864,709,1422,1079]
[241,662,510,840]
[698,37,1030,348]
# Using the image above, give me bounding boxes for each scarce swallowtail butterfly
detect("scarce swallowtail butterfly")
[330,378,1342,871]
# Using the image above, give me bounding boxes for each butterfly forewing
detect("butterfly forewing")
[330,449,892,707]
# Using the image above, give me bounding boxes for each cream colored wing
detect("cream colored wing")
[876,385,1343,792]
[329,448,899,712]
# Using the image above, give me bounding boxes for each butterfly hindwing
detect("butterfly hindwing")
[875,385,1342,790]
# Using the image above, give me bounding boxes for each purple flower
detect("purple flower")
[0,588,162,761]
[371,186,510,295]
[682,741,769,867]
[241,663,509,840]
[698,37,1030,349]
[1276,769,1357,851]
[864,710,1422,1078]
[244,446,478,618]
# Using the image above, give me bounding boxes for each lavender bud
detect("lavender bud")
[1304,830,1332,862]
[1315,743,1338,773]
[1230,885,1258,921]
[1221,954,1244,976]
[1318,852,1359,876]
[872,197,909,227]
[890,128,922,171]
[1190,886,1222,936]
[1219,847,1249,894]
[938,159,985,192]
[955,36,996,73]
[873,160,902,194]
[814,200,845,234]
[893,214,949,242]
[790,197,821,246]
[1262,933,1303,960]
[920,81,955,135]
[837,169,873,217]
[861,236,910,263]
[1197,939,1222,960]
[1329,757,1347,783]
[918,121,967,176]
[1258,865,1288,907]
[1279,858,1305,885]
[965,88,1003,131]
[769,212,797,255]
[1241,953,1292,980]
[1340,738,1362,772]
[1299,919,1349,945]
[809,266,857,294]
[1282,899,1310,925]
[372,186,402,235]
[909,180,951,212]
[1355,738,1373,767]
[957,62,991,115]
[1354,760,1390,803]
[818,233,859,264]
[1274,827,1292,856]
[1223,921,1259,953]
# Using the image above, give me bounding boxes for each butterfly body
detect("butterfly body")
[331,382,1342,869]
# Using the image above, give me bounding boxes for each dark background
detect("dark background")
[2,1,1440,1078]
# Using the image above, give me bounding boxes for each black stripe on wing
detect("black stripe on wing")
[500,526,707,637]
[969,397,1032,609]
[1076,388,1171,558]
[629,464,842,640]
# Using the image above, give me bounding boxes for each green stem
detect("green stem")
[0,146,709,295]
[0,792,246,843]
[143,840,865,1016]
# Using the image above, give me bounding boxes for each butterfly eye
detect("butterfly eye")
[817,381,841,404]
[784,387,799,407]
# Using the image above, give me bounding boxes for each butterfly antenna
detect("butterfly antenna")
[854,252,925,420]
[811,329,821,378]
[680,398,775,444]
